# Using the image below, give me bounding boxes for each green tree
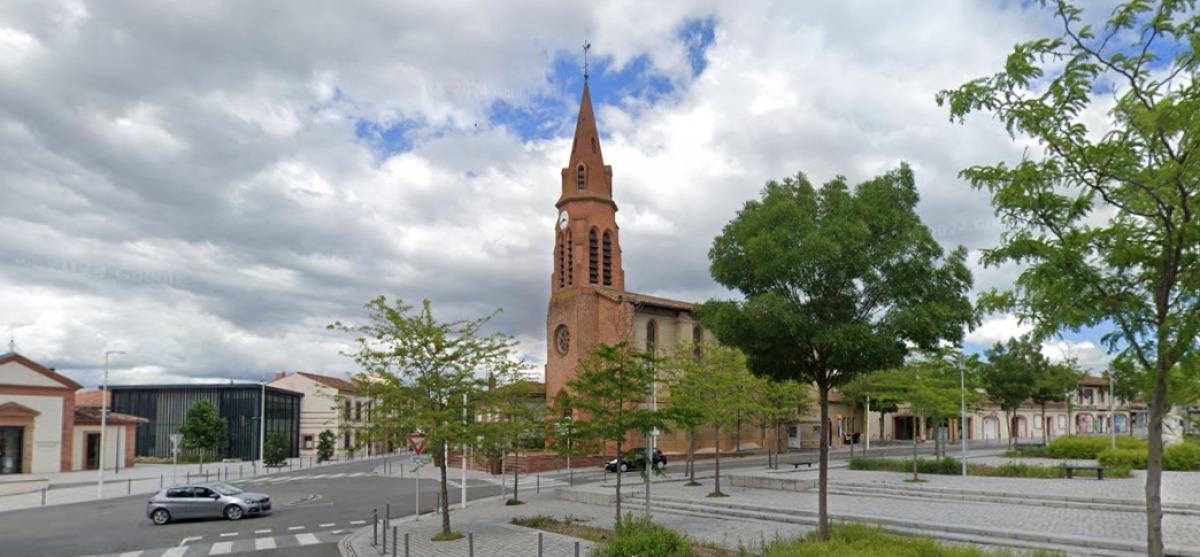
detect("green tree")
[316,429,335,463]
[663,341,756,496]
[263,431,288,467]
[328,296,526,539]
[565,342,665,523]
[179,399,226,468]
[937,2,1200,552]
[481,378,544,504]
[840,374,901,455]
[1030,360,1084,445]
[700,165,974,540]
[751,377,810,469]
[981,337,1046,449]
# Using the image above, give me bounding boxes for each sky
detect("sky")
[1,0,1123,389]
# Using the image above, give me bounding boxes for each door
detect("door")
[85,433,101,470]
[983,417,999,440]
[190,486,223,518]
[163,487,194,518]
[0,427,22,474]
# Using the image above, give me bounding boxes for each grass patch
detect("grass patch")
[707,491,729,497]
[512,515,610,544]
[431,531,463,541]
[505,498,525,506]
[684,481,703,487]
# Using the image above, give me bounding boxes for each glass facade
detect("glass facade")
[111,385,302,461]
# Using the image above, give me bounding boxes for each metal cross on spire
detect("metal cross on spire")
[7,331,14,353]
[583,40,591,80]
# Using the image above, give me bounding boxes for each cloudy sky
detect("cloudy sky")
[1,1,1119,389]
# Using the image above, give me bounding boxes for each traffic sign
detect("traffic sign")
[408,433,427,455]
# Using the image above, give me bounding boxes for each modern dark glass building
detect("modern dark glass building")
[109,384,303,461]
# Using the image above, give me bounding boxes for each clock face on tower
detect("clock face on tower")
[558,211,569,230]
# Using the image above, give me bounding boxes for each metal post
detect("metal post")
[960,348,967,477]
[392,526,398,557]
[405,533,410,557]
[866,395,871,453]
[462,392,468,509]
[160,475,163,488]
[575,541,581,557]
[127,477,131,494]
[259,377,266,469]
[98,350,124,499]
[382,516,388,553]
[1108,371,1117,449]
[415,461,420,521]
[469,532,474,557]
[373,509,378,546]
[538,532,543,557]
[41,487,46,506]
[536,475,540,494]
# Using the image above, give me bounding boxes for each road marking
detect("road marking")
[296,533,320,545]
[332,529,346,534]
[219,532,238,537]
[209,541,233,555]
[161,548,188,557]
[255,537,277,550]
[308,474,328,479]
[288,525,305,531]
[319,523,335,528]
[117,552,144,557]
[180,536,202,546]
[349,520,366,525]
[325,473,344,478]
[254,529,272,534]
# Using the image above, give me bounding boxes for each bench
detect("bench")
[1064,465,1109,480]
[790,461,816,470]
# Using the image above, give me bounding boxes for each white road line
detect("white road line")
[325,473,344,478]
[319,523,335,528]
[331,529,345,534]
[117,552,144,557]
[349,520,366,525]
[308,474,328,479]
[208,541,233,555]
[255,537,277,550]
[161,548,188,557]
[288,525,305,531]
[295,533,320,546]
[254,529,272,534]
[180,536,202,546]
[219,532,238,537]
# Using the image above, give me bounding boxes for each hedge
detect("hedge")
[1096,442,1200,471]
[1044,435,1145,459]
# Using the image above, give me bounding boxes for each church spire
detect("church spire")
[561,78,612,203]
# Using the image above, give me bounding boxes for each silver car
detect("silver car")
[146,482,271,525]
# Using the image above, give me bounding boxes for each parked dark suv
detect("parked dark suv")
[604,448,667,472]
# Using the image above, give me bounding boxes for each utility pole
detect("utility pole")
[98,350,124,499]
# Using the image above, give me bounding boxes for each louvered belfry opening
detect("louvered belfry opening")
[602,231,612,286]
[588,230,599,284]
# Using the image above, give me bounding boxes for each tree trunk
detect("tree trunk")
[912,421,919,481]
[713,427,722,495]
[1041,402,1048,446]
[817,383,830,541]
[1007,410,1015,449]
[613,439,622,525]
[439,455,451,536]
[511,448,519,502]
[1145,368,1168,557]
[687,428,696,483]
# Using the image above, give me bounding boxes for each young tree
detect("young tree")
[700,165,974,540]
[565,342,664,523]
[179,399,226,469]
[263,432,288,467]
[938,3,1200,553]
[752,378,811,469]
[1030,361,1084,445]
[482,378,544,504]
[328,296,526,539]
[981,337,1046,449]
[663,341,756,496]
[840,374,902,454]
[316,429,335,463]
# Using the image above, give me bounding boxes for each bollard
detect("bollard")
[392,526,397,557]
[127,478,132,494]
[373,509,378,546]
[405,533,410,557]
[575,540,581,557]
[41,487,46,506]
[537,475,540,494]
[538,532,543,557]
[387,502,391,520]
[240,464,243,478]
[160,475,164,489]
[186,472,190,483]
[382,517,387,553]
[469,532,474,557]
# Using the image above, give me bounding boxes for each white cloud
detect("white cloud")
[966,314,1034,347]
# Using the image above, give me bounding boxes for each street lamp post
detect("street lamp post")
[1108,372,1117,449]
[98,350,125,499]
[960,349,967,477]
[259,375,267,468]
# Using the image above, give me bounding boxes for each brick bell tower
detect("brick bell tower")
[545,79,629,404]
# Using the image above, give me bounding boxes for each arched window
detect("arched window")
[577,165,585,190]
[566,230,574,285]
[557,235,565,288]
[602,231,612,286]
[588,230,599,284]
[646,320,657,353]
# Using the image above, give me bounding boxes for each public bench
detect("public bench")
[790,461,816,470]
[1064,464,1109,480]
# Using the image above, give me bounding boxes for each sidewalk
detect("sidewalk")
[0,453,399,513]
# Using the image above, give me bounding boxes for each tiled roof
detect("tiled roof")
[597,288,696,311]
[1078,375,1110,387]
[74,406,149,424]
[294,372,358,393]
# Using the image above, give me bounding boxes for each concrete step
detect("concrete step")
[638,493,1198,557]
[826,480,1200,516]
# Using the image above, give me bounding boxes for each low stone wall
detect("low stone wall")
[728,473,816,492]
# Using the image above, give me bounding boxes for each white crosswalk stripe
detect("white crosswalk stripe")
[255,537,277,550]
[160,548,187,557]
[208,541,233,555]
[116,552,143,557]
[295,533,320,546]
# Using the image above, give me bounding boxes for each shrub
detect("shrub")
[1045,435,1144,459]
[1098,448,1147,470]
[761,522,1061,556]
[1163,443,1200,471]
[588,513,691,557]
[849,457,961,475]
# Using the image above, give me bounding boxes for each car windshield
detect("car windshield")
[209,483,243,495]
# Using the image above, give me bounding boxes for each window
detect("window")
[567,231,574,285]
[602,231,612,286]
[646,321,657,353]
[355,401,362,421]
[344,401,351,420]
[557,237,565,288]
[577,166,585,190]
[166,488,192,498]
[588,230,599,284]
[693,326,703,359]
[344,431,351,450]
[303,435,314,450]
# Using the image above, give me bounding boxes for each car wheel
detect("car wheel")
[619,462,629,473]
[224,505,244,521]
[151,508,171,525]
